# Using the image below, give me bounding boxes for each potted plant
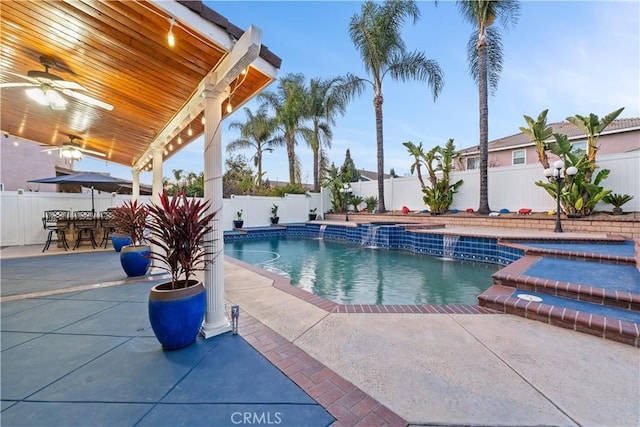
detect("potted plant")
[603,193,634,215]
[233,210,244,229]
[145,190,216,349]
[308,207,318,221]
[112,200,150,277]
[270,204,279,225]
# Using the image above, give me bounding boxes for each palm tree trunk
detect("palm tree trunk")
[286,133,296,184]
[257,152,263,186]
[313,148,320,192]
[374,94,386,212]
[477,37,491,215]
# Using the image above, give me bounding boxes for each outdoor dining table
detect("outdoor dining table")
[44,212,109,250]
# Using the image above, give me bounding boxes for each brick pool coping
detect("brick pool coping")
[236,306,408,426]
[479,249,640,347]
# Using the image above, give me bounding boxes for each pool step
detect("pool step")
[499,239,637,266]
[478,285,640,347]
[492,256,640,312]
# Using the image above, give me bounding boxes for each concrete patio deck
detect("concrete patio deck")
[1,236,639,426]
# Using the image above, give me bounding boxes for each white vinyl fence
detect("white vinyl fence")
[0,190,325,247]
[350,152,640,213]
[1,152,637,247]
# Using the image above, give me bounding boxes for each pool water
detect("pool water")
[225,237,500,305]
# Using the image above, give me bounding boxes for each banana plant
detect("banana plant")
[529,108,622,216]
[404,138,463,214]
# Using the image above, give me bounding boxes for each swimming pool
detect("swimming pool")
[225,237,500,305]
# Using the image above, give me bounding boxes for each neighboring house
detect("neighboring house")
[456,117,640,171]
[0,134,151,194]
[1,133,69,192]
[358,169,391,181]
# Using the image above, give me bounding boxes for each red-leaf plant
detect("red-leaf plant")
[146,190,217,290]
[112,200,148,245]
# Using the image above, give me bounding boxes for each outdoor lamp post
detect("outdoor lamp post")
[341,183,352,221]
[544,160,578,233]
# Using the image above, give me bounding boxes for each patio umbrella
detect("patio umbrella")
[28,172,133,214]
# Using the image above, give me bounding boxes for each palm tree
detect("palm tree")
[258,73,308,184]
[172,169,184,192]
[227,106,282,186]
[302,77,348,192]
[457,0,520,214]
[337,0,444,212]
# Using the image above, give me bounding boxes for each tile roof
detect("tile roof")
[459,117,640,154]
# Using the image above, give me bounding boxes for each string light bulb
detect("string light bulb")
[226,103,233,113]
[188,124,193,136]
[177,134,182,145]
[201,116,205,125]
[167,18,176,47]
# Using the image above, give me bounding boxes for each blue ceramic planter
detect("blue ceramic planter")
[119,245,151,277]
[111,233,132,252]
[148,281,206,350]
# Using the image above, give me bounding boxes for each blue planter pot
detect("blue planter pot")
[148,280,206,350]
[112,233,132,252]
[119,245,151,277]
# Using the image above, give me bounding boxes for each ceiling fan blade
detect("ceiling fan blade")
[2,71,39,83]
[51,80,86,91]
[79,147,107,157]
[0,82,38,88]
[40,147,61,152]
[62,89,113,111]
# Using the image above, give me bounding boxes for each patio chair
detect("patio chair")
[73,210,98,250]
[42,210,71,252]
[99,210,116,248]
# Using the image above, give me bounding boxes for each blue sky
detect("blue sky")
[81,0,640,184]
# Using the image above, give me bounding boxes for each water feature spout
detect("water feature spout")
[362,225,380,247]
[442,235,460,259]
[318,224,327,240]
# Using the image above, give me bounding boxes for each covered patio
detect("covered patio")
[1,0,281,337]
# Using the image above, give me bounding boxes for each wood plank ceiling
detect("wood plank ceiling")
[0,0,278,169]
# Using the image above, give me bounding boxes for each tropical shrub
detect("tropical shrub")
[363,196,377,213]
[524,108,623,216]
[112,200,148,245]
[404,138,463,214]
[146,191,216,290]
[350,195,363,211]
[602,193,633,209]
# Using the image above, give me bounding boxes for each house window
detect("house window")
[466,156,480,170]
[572,141,587,155]
[512,149,526,165]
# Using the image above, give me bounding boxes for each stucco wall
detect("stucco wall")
[461,129,640,170]
[0,135,70,191]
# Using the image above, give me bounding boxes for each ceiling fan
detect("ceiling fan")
[0,56,113,111]
[41,135,106,160]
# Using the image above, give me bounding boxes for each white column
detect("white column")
[131,169,140,202]
[151,147,164,205]
[200,82,231,338]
